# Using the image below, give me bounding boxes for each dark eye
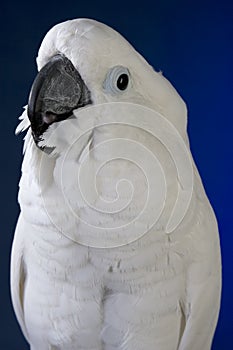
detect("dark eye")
[117,74,129,91]
[103,66,130,94]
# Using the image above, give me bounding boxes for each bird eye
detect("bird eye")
[117,73,129,91]
[103,66,130,94]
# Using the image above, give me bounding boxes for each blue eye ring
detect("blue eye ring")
[103,66,130,94]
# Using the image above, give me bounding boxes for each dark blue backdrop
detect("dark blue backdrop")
[1,0,232,348]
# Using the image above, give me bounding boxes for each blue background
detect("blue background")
[1,0,232,348]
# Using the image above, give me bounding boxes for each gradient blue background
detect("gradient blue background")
[1,0,232,348]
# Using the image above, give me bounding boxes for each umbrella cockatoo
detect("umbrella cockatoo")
[11,18,221,350]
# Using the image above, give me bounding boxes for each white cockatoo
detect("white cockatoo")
[11,18,221,350]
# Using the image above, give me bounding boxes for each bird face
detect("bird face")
[26,18,188,154]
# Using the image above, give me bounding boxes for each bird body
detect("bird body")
[11,19,221,350]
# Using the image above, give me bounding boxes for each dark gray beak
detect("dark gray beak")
[28,54,92,145]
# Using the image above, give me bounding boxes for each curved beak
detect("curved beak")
[27,54,92,145]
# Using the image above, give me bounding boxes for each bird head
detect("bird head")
[20,18,187,155]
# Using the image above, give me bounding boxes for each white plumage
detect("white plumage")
[11,18,221,350]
